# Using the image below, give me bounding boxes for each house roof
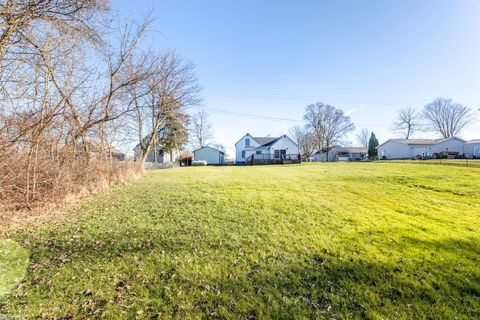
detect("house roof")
[437,137,466,143]
[252,136,280,146]
[234,133,275,146]
[466,139,480,144]
[396,139,438,145]
[315,146,367,154]
[193,146,225,154]
[255,135,299,148]
[133,133,168,151]
[235,133,298,148]
[340,147,367,153]
[378,137,465,148]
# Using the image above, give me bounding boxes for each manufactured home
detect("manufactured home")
[377,137,466,160]
[464,140,480,158]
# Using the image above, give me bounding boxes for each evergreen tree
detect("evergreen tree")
[368,132,379,159]
[157,111,189,155]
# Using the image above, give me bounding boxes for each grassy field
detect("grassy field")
[380,159,480,168]
[0,240,29,298]
[1,163,479,319]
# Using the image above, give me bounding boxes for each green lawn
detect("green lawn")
[0,240,29,298]
[1,163,479,319]
[381,159,480,168]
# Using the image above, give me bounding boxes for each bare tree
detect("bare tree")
[131,50,200,165]
[289,125,305,147]
[0,2,202,209]
[211,143,226,152]
[303,102,355,161]
[299,132,316,161]
[393,106,420,139]
[355,128,370,148]
[0,0,108,62]
[289,125,316,161]
[422,98,473,138]
[0,0,117,209]
[189,110,213,149]
[0,0,108,145]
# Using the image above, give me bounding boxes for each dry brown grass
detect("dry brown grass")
[0,152,141,225]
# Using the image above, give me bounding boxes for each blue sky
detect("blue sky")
[116,0,480,157]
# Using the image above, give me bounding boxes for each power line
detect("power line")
[204,89,480,106]
[187,105,390,127]
[188,105,303,123]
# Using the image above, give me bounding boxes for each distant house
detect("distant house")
[464,140,480,158]
[377,137,466,159]
[109,148,127,161]
[235,133,299,164]
[133,137,180,164]
[193,146,225,165]
[133,146,180,163]
[77,141,126,161]
[314,146,367,162]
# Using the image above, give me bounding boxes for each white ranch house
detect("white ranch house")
[235,134,299,164]
[193,146,225,165]
[464,140,480,158]
[377,137,480,159]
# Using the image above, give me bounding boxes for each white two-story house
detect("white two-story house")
[235,133,299,164]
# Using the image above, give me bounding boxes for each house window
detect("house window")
[245,138,250,147]
[256,150,262,155]
[274,149,286,159]
[241,150,246,158]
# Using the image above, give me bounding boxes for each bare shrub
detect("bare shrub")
[0,1,200,220]
[0,150,139,214]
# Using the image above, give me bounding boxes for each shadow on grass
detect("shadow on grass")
[185,245,480,319]
[3,227,480,318]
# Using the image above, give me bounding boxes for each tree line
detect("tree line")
[392,98,474,140]
[291,97,475,161]
[0,1,200,210]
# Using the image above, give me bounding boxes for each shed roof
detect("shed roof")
[193,146,225,154]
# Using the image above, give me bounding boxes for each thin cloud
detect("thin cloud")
[344,108,359,116]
